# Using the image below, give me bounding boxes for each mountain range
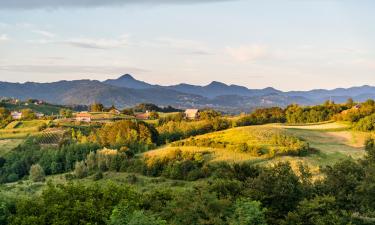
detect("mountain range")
[1,74,374,112]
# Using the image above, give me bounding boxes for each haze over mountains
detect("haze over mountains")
[1,74,374,112]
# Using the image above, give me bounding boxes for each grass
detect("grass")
[148,122,369,177]
[0,120,50,139]
[0,139,23,156]
[3,102,64,115]
[1,171,195,199]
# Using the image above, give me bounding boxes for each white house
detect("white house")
[75,112,92,122]
[11,111,22,120]
[184,109,199,120]
[36,112,45,119]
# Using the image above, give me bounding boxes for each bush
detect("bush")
[74,161,88,179]
[29,164,45,182]
[93,171,103,181]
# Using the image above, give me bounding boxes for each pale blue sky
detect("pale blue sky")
[0,0,374,90]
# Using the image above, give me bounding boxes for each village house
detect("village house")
[109,108,121,115]
[135,111,150,120]
[11,111,22,120]
[36,112,45,119]
[184,109,199,120]
[75,112,92,122]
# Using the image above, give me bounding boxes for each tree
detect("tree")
[29,164,45,182]
[229,199,267,225]
[20,109,36,120]
[346,98,354,108]
[248,163,303,223]
[74,161,88,179]
[60,108,73,118]
[199,109,221,120]
[109,202,166,225]
[283,196,349,225]
[149,111,159,120]
[90,103,104,112]
[86,151,97,171]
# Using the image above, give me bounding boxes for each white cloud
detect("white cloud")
[226,44,269,62]
[64,36,128,49]
[0,34,9,42]
[28,35,129,49]
[32,30,56,38]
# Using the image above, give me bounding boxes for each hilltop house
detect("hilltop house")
[75,112,92,122]
[11,111,22,120]
[185,109,199,120]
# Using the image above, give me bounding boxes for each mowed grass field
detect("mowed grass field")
[147,122,371,175]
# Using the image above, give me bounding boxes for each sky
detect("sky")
[0,0,374,91]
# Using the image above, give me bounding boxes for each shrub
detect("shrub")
[29,164,45,182]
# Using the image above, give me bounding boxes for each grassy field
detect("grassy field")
[0,139,23,156]
[148,122,370,176]
[3,102,64,115]
[0,120,50,139]
[1,171,194,199]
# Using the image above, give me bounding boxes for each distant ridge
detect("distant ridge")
[0,74,374,112]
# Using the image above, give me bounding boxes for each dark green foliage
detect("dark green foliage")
[131,103,182,113]
[229,199,267,225]
[285,103,345,124]
[283,196,350,225]
[157,118,231,144]
[246,163,303,224]
[9,182,138,225]
[109,202,166,225]
[236,107,286,126]
[92,120,158,151]
[321,159,364,210]
[0,139,100,183]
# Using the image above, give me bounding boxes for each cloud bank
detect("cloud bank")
[0,0,233,10]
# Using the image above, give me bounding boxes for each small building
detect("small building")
[109,108,121,115]
[135,112,150,120]
[11,111,22,120]
[75,112,92,122]
[36,112,45,119]
[352,104,361,110]
[184,109,199,120]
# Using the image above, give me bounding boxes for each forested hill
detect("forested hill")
[0,74,374,111]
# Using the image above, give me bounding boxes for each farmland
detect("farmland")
[0,120,50,139]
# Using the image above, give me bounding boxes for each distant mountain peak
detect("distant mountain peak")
[104,74,153,89]
[118,74,135,80]
[207,81,227,87]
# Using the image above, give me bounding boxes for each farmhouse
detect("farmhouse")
[109,108,121,115]
[75,112,92,122]
[185,109,199,120]
[11,111,22,120]
[36,112,45,119]
[135,111,150,120]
